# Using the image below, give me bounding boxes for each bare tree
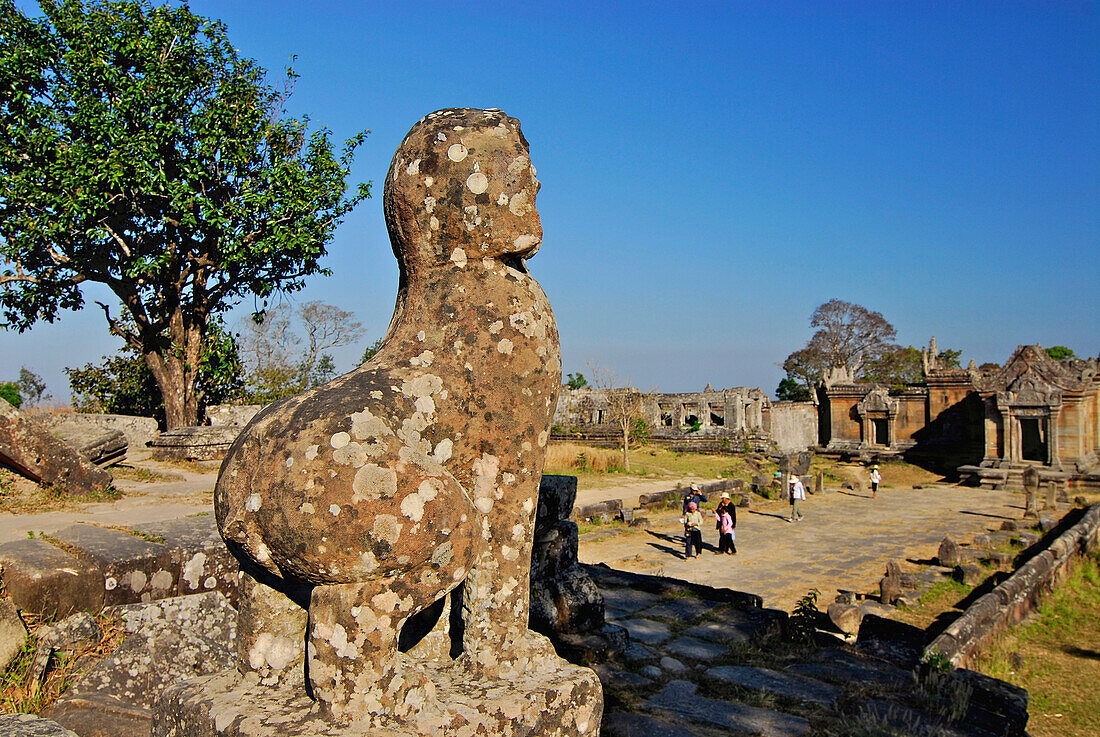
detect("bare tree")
[781,300,898,394]
[588,366,645,472]
[237,301,365,401]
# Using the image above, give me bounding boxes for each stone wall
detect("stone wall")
[37,412,160,449]
[764,401,817,452]
[924,502,1100,668]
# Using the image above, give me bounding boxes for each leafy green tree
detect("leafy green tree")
[0,0,369,428]
[775,377,811,402]
[565,372,587,390]
[16,366,48,406]
[359,337,384,365]
[1045,346,1075,361]
[67,321,243,425]
[781,300,898,395]
[0,382,22,407]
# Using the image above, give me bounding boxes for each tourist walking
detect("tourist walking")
[715,492,737,554]
[869,465,882,499]
[684,501,704,558]
[788,474,806,522]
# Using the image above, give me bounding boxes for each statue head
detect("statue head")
[384,108,542,275]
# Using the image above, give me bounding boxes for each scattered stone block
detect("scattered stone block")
[147,425,239,461]
[1038,516,1057,532]
[737,493,752,507]
[591,665,652,689]
[937,537,961,567]
[879,560,904,605]
[855,614,926,667]
[955,668,1029,737]
[67,595,237,710]
[972,533,992,547]
[0,597,28,672]
[603,712,700,737]
[621,641,658,663]
[826,602,863,636]
[1015,531,1040,548]
[1000,519,1022,532]
[28,612,101,684]
[647,679,810,736]
[707,665,842,707]
[133,516,239,604]
[788,648,911,689]
[0,714,79,737]
[0,538,103,617]
[955,564,984,585]
[983,551,1013,569]
[0,399,113,495]
[42,694,153,737]
[50,524,175,607]
[834,590,856,605]
[665,635,727,661]
[49,420,127,468]
[641,665,663,679]
[629,516,651,528]
[681,617,763,644]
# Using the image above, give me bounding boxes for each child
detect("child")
[716,504,736,554]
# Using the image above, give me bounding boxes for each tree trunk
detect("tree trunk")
[621,424,630,472]
[143,314,204,429]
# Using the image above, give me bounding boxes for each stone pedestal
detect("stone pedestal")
[153,648,603,737]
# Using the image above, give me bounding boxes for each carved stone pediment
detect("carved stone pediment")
[977,344,1094,394]
[857,388,897,415]
[1005,377,1059,407]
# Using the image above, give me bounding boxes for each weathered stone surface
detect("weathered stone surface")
[659,656,687,672]
[152,108,600,731]
[859,700,967,737]
[855,614,926,667]
[149,425,241,461]
[42,694,153,737]
[51,524,175,606]
[826,602,863,636]
[937,536,961,567]
[603,712,701,737]
[0,399,113,494]
[707,665,842,706]
[879,560,903,605]
[69,595,237,709]
[681,617,763,644]
[205,404,263,427]
[0,538,103,617]
[49,420,127,467]
[600,587,663,616]
[955,668,1029,737]
[0,713,79,737]
[0,596,28,672]
[647,680,810,736]
[592,665,652,689]
[154,659,603,737]
[620,641,658,663]
[134,515,239,604]
[664,635,726,661]
[788,648,911,689]
[643,597,715,621]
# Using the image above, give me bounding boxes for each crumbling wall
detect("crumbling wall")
[765,401,817,452]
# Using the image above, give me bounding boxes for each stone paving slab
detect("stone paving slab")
[646,680,810,736]
[664,635,727,661]
[51,524,175,606]
[600,586,664,614]
[706,665,842,707]
[0,713,79,737]
[617,618,673,645]
[680,616,775,644]
[0,538,103,617]
[603,712,703,737]
[786,648,911,689]
[641,597,717,621]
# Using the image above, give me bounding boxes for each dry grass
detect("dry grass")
[975,550,1100,737]
[0,469,122,514]
[109,465,182,483]
[545,443,625,473]
[0,610,126,715]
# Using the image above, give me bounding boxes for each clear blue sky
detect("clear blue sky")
[3,1,1098,402]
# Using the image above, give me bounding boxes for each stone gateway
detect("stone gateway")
[153,109,602,735]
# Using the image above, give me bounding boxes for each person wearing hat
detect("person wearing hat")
[682,483,707,515]
[715,491,737,554]
[683,501,704,558]
[788,473,806,522]
[869,465,882,499]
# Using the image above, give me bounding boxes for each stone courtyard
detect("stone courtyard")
[575,482,1027,611]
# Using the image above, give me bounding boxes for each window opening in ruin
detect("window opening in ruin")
[1020,418,1046,462]
[596,409,605,424]
[660,412,673,427]
[684,414,699,428]
[709,405,724,427]
[872,418,890,447]
[681,405,698,426]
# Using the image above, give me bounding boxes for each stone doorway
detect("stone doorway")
[1019,418,1046,462]
[872,418,890,447]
